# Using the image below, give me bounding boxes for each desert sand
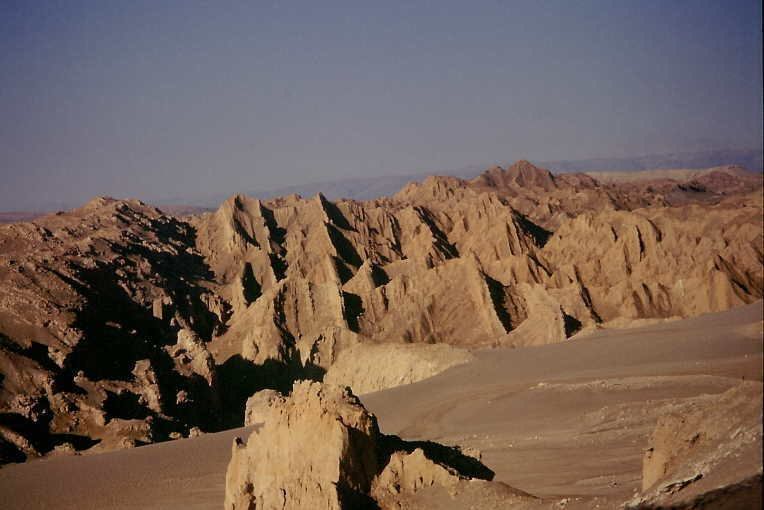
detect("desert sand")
[1,301,760,509]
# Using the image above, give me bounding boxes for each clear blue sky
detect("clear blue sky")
[1,0,762,209]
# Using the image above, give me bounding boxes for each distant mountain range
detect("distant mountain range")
[541,148,763,174]
[2,148,761,217]
[194,147,762,206]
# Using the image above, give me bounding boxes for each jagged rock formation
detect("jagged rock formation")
[0,161,762,464]
[225,382,532,510]
[0,198,227,463]
[199,161,762,374]
[629,382,762,509]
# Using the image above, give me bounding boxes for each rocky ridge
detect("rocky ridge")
[0,161,761,463]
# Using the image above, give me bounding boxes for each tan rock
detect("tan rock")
[243,389,283,426]
[224,382,380,510]
[636,382,763,507]
[224,382,510,510]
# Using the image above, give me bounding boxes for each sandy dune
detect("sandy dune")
[0,302,760,509]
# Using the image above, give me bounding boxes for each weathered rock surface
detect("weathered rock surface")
[242,389,282,426]
[225,382,529,510]
[0,161,762,463]
[0,198,226,463]
[629,382,763,509]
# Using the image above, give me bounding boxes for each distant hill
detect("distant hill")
[2,148,761,214]
[540,148,763,174]
[222,148,763,203]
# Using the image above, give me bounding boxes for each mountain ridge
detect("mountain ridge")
[0,160,761,465]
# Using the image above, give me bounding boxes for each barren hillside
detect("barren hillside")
[0,161,761,465]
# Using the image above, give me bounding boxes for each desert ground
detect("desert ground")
[1,301,760,509]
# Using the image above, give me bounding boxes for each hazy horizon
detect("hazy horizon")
[2,1,762,210]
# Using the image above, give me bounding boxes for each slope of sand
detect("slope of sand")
[0,302,761,509]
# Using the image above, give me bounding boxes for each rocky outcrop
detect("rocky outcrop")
[629,382,763,509]
[0,198,225,463]
[225,382,380,509]
[1,161,762,464]
[243,389,282,426]
[199,161,761,377]
[225,382,524,510]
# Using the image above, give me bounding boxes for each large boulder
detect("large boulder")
[225,382,380,509]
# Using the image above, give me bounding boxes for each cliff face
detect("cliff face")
[1,162,762,463]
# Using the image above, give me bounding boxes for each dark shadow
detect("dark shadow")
[631,473,762,510]
[268,253,288,281]
[48,433,101,451]
[241,262,262,305]
[56,212,224,384]
[0,412,51,454]
[342,292,364,332]
[338,485,381,510]
[515,213,552,247]
[379,434,495,481]
[320,197,356,232]
[0,438,27,464]
[300,359,327,383]
[574,266,603,323]
[231,197,259,247]
[259,204,289,282]
[327,223,363,267]
[215,356,293,429]
[484,276,521,332]
[562,311,582,337]
[213,354,330,430]
[0,207,236,460]
[369,264,390,287]
[333,257,355,284]
[416,207,459,259]
[0,336,60,373]
[103,390,151,422]
[259,204,287,246]
[0,410,98,455]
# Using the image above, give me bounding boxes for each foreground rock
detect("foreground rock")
[629,382,763,509]
[225,382,537,510]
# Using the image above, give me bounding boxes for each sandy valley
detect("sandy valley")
[1,302,760,509]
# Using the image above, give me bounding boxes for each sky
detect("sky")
[1,0,762,210]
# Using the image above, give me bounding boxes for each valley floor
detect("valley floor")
[0,302,762,509]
